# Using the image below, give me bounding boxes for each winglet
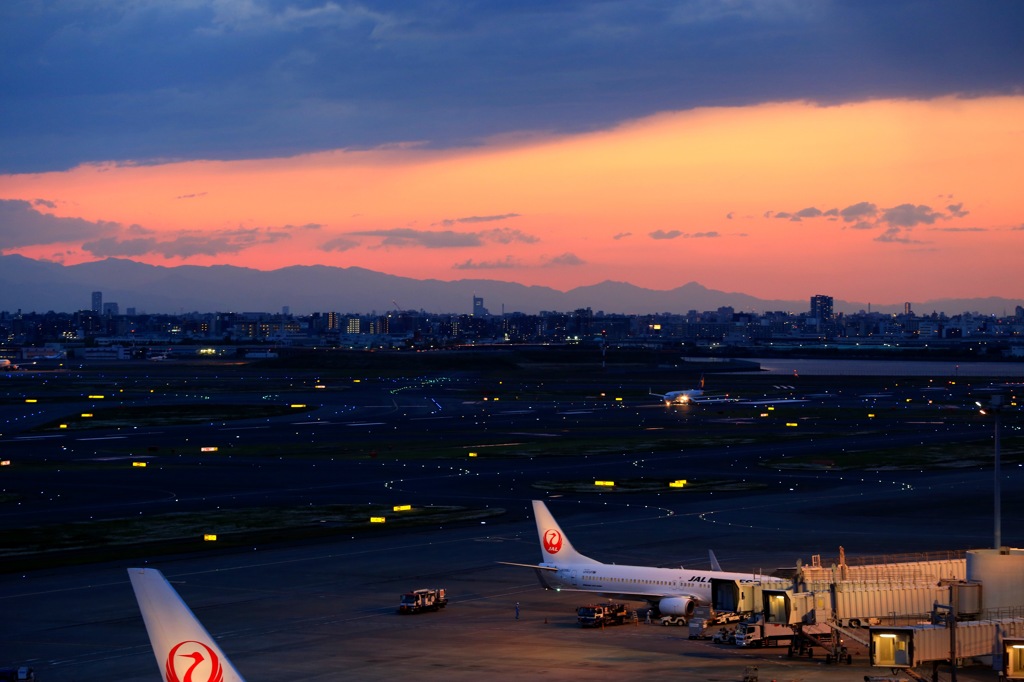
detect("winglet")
[708,550,722,572]
[128,568,247,682]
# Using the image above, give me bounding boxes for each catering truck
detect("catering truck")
[735,619,795,648]
[577,603,630,627]
[398,588,447,614]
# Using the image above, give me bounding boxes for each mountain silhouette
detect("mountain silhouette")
[0,255,1015,316]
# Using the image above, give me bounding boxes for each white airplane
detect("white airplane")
[128,567,247,682]
[650,375,706,405]
[502,501,775,622]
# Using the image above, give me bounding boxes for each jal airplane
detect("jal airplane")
[129,567,247,682]
[650,375,706,405]
[502,501,774,622]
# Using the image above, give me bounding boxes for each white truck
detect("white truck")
[735,620,795,648]
[398,588,448,614]
[577,603,630,627]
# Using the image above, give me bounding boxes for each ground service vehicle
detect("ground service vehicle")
[398,588,448,614]
[734,620,794,648]
[577,603,630,627]
[0,668,35,682]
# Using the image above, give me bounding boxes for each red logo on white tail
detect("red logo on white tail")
[543,528,563,554]
[166,640,224,682]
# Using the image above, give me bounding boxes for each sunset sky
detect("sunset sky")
[2,1,1023,307]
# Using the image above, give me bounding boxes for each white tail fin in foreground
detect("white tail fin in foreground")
[532,500,600,566]
[128,567,247,682]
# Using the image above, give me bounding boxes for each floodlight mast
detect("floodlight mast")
[976,396,1004,549]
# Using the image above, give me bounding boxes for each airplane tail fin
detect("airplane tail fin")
[709,549,722,572]
[532,500,600,566]
[128,568,247,682]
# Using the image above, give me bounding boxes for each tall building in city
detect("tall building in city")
[473,295,490,317]
[91,291,102,313]
[809,294,834,321]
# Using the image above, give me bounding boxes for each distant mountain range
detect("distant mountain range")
[0,254,1018,317]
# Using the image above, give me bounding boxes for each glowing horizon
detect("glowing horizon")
[2,96,1022,306]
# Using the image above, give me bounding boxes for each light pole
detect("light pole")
[977,396,1004,549]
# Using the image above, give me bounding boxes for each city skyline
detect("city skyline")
[2,2,1023,305]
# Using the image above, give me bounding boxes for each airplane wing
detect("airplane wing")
[496,561,557,571]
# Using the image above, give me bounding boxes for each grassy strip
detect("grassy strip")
[0,504,503,572]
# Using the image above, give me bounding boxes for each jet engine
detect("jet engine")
[657,596,696,618]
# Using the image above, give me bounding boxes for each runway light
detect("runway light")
[468,451,478,457]
[868,413,876,418]
[59,424,67,429]
[315,384,326,389]
[595,480,615,487]
[393,504,412,512]
[201,446,219,452]
[370,516,386,523]
[204,534,218,541]
[785,422,798,427]
[24,398,37,403]
[132,461,147,467]
[81,413,93,418]
[88,394,105,399]
[0,460,10,466]
[669,479,687,488]
[290,403,307,408]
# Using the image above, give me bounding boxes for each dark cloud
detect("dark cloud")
[839,202,879,223]
[613,232,633,240]
[452,256,520,270]
[439,213,521,226]
[33,198,57,209]
[946,203,969,218]
[176,192,208,200]
[3,1,1022,173]
[347,226,537,248]
[482,227,539,244]
[543,253,585,267]
[882,204,945,228]
[83,228,292,259]
[0,199,119,248]
[321,236,360,252]
[767,199,976,243]
[350,228,484,248]
[650,229,719,239]
[794,207,823,220]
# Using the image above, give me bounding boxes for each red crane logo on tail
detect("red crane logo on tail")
[166,640,224,682]
[543,528,563,554]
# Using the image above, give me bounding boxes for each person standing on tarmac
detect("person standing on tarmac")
[515,602,520,620]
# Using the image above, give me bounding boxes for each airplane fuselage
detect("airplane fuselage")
[539,561,754,604]
[663,389,702,404]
